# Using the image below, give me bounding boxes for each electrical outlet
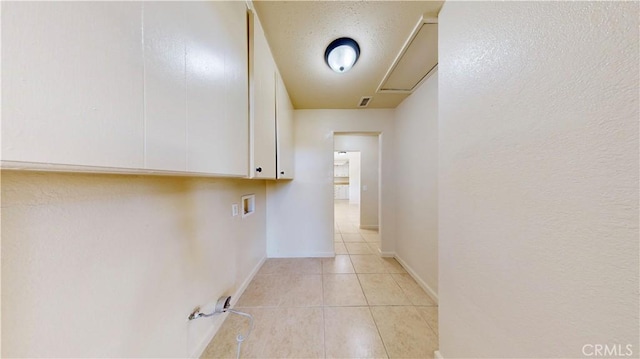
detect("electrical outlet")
[232,203,239,216]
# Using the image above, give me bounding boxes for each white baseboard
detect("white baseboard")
[435,350,444,359]
[191,256,266,358]
[359,224,379,230]
[394,254,439,305]
[379,249,395,258]
[231,256,267,307]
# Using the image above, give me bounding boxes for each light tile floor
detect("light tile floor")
[202,200,438,358]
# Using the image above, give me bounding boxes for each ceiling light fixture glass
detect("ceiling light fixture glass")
[325,37,360,73]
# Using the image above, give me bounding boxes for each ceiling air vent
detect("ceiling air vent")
[358,96,372,108]
[377,16,438,93]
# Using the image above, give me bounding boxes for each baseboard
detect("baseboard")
[394,254,439,305]
[191,256,266,358]
[379,249,395,258]
[435,350,444,359]
[359,224,379,230]
[231,256,267,307]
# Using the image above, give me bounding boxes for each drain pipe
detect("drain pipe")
[189,296,254,359]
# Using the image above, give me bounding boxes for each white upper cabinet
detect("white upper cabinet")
[143,2,187,171]
[250,12,277,179]
[1,2,145,169]
[2,1,249,177]
[250,11,294,180]
[184,2,248,176]
[275,72,294,180]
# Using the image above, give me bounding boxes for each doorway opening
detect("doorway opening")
[333,133,381,255]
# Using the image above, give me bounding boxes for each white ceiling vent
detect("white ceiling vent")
[377,16,438,93]
[358,96,372,108]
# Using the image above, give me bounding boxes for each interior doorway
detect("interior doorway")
[333,151,360,204]
[333,133,381,255]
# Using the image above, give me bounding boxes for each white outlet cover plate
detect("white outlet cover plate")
[232,204,239,216]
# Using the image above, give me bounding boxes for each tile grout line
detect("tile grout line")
[368,305,391,359]
[350,254,371,307]
[415,305,439,337]
[388,271,414,306]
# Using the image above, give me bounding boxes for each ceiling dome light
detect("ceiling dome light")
[325,37,360,73]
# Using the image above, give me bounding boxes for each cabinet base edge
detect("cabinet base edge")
[1,160,249,179]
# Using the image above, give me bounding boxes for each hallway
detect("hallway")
[2,1,637,357]
[202,201,438,358]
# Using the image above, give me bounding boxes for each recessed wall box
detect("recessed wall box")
[242,194,255,218]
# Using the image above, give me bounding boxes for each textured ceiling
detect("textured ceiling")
[253,1,443,109]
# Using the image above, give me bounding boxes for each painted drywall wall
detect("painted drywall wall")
[1,171,266,358]
[348,152,361,205]
[393,71,438,299]
[439,2,639,358]
[335,135,379,228]
[266,109,396,257]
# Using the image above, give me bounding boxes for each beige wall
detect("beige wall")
[334,134,380,229]
[266,109,396,257]
[1,171,266,357]
[393,71,438,300]
[439,2,639,357]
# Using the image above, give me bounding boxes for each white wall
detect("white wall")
[266,109,396,257]
[1,171,266,358]
[347,152,361,205]
[393,71,438,299]
[335,135,379,228]
[439,2,639,358]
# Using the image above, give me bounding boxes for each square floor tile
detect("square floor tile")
[202,308,262,358]
[324,307,388,358]
[370,306,438,358]
[350,255,387,273]
[257,258,322,275]
[334,242,348,255]
[342,233,365,242]
[358,274,411,305]
[382,258,407,274]
[323,274,367,306]
[257,307,324,358]
[416,306,439,336]
[322,255,354,273]
[367,242,380,253]
[236,274,322,307]
[346,242,374,254]
[339,224,360,234]
[334,233,343,242]
[204,307,324,358]
[392,273,436,306]
[362,234,381,243]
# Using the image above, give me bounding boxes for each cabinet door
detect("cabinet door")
[250,12,277,179]
[143,2,187,171]
[275,72,294,179]
[184,1,248,176]
[1,2,144,168]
